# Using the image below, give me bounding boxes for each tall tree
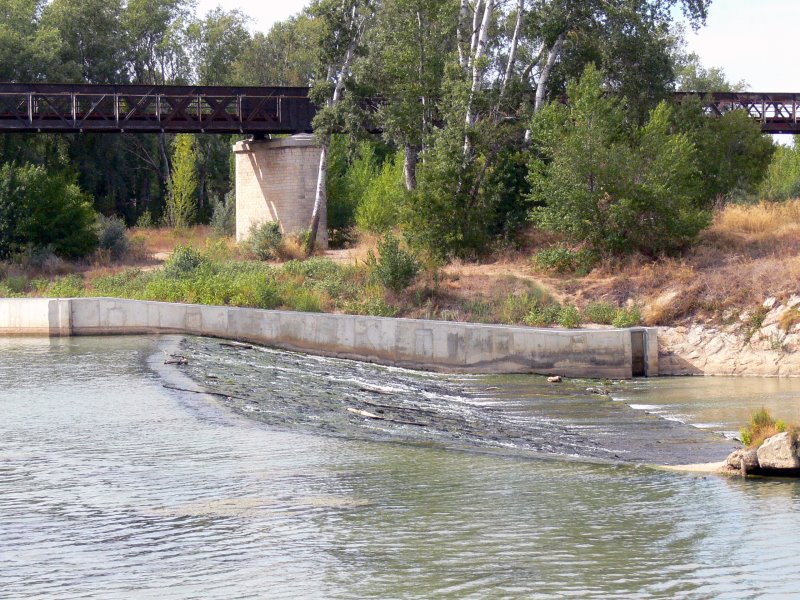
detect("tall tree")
[307,0,375,251]
[358,0,456,190]
[232,15,320,86]
[42,0,126,83]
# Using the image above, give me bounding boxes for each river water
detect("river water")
[2,335,800,599]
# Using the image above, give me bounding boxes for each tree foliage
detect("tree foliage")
[0,163,97,258]
[166,134,198,228]
[528,66,710,255]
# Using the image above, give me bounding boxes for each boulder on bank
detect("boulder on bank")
[725,431,800,476]
[726,448,759,471]
[756,432,800,470]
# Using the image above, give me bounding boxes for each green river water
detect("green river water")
[2,335,800,599]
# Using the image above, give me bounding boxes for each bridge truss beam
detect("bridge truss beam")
[0,84,315,134]
[676,92,800,134]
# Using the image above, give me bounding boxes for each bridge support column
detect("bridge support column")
[232,134,327,248]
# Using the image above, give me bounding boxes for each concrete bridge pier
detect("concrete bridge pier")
[232,134,326,247]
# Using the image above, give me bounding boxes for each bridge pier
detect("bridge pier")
[232,134,326,247]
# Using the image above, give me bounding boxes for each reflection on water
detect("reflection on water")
[1,336,800,599]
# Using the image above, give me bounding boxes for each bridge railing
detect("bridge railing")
[0,84,315,134]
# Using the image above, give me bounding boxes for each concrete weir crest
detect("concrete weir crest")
[0,297,658,378]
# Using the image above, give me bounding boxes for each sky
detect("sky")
[681,0,800,91]
[195,0,798,92]
[195,0,310,32]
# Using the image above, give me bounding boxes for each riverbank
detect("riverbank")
[1,201,799,377]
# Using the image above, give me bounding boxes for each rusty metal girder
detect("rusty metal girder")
[0,84,315,134]
[674,92,800,133]
[1,84,798,135]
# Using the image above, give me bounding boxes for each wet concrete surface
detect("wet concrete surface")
[174,336,737,466]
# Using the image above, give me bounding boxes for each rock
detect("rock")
[756,432,800,470]
[726,448,759,471]
[763,297,778,310]
[547,376,562,383]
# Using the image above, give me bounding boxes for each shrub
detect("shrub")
[498,286,556,325]
[248,221,283,260]
[355,151,405,233]
[0,163,97,259]
[612,305,642,328]
[523,303,561,327]
[96,215,129,261]
[557,305,582,328]
[739,408,789,448]
[365,234,419,293]
[136,211,155,228]
[45,274,85,297]
[277,229,312,259]
[210,191,236,236]
[11,246,68,274]
[583,302,617,325]
[532,246,598,275]
[282,285,323,312]
[127,234,150,262]
[163,245,206,278]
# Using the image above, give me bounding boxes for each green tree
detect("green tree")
[675,52,748,93]
[0,163,98,258]
[759,143,800,201]
[0,0,62,81]
[42,0,125,83]
[166,134,198,228]
[187,7,251,85]
[123,0,192,85]
[232,15,319,86]
[529,65,710,255]
[672,96,774,203]
[358,0,455,189]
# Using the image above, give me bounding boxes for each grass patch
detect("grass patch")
[532,246,598,275]
[739,408,790,448]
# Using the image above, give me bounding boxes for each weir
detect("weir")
[0,297,658,379]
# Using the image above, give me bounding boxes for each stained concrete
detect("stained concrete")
[0,297,658,378]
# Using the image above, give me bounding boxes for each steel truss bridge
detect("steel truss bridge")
[0,84,798,135]
[0,84,314,135]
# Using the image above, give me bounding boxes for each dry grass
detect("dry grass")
[713,200,800,237]
[129,225,219,256]
[538,202,800,326]
[276,237,311,261]
[324,232,380,266]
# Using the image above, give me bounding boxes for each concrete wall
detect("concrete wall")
[233,134,326,247]
[0,297,659,378]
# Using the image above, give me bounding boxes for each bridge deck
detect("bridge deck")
[0,84,798,134]
[0,84,315,134]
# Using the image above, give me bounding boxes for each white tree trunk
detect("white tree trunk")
[463,0,495,157]
[467,0,484,71]
[457,0,470,69]
[307,12,362,252]
[307,142,328,249]
[403,144,417,191]
[501,0,524,97]
[534,32,565,114]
